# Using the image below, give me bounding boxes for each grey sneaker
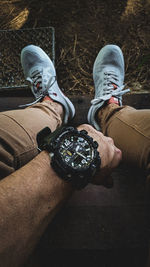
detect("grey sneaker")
[88,44,130,130]
[20,45,75,124]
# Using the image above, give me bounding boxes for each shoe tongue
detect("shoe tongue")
[36,82,42,90]
[112,83,118,89]
[29,67,43,91]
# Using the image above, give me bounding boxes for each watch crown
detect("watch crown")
[93,141,98,148]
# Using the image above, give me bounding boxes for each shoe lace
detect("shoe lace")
[91,70,130,105]
[19,68,56,107]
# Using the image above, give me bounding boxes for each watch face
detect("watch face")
[58,132,95,170]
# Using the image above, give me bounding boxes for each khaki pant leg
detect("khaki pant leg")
[0,101,63,179]
[98,104,150,172]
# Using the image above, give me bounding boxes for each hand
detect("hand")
[77,124,122,188]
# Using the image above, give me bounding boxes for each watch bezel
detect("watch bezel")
[50,128,101,188]
[37,126,101,189]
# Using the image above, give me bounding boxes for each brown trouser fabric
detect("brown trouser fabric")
[0,101,150,182]
[0,101,62,179]
[97,103,150,185]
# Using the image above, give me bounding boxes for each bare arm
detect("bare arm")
[0,124,121,266]
[0,150,73,267]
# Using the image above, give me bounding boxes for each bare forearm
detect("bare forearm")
[0,150,73,267]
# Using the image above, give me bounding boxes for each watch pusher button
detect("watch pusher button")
[80,130,88,135]
[67,126,75,132]
[88,136,93,142]
[91,163,96,170]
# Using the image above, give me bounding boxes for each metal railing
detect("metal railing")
[0,27,55,91]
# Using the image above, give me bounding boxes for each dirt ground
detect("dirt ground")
[0,0,150,95]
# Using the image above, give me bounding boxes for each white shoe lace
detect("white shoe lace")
[19,68,56,107]
[91,70,130,105]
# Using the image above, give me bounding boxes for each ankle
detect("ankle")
[107,96,119,105]
[42,95,64,120]
[42,95,53,102]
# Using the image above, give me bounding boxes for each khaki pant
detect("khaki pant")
[0,101,62,179]
[0,101,150,182]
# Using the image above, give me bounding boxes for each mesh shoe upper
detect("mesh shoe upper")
[88,44,130,130]
[21,45,75,124]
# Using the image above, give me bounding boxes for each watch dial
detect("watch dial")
[59,133,94,170]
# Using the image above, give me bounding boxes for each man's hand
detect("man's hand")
[78,124,122,188]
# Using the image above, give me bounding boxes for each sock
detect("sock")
[42,95,53,102]
[107,96,119,105]
[107,84,119,105]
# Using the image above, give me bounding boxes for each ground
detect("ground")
[0,0,150,95]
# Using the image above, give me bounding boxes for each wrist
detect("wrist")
[37,150,74,197]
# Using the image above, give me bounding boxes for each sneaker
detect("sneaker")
[20,45,75,124]
[87,44,130,130]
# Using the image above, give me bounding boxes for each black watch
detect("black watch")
[36,126,101,190]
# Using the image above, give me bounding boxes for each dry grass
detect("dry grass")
[9,8,29,29]
[0,0,150,95]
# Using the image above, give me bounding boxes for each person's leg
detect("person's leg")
[0,99,63,179]
[97,103,150,172]
[0,45,75,179]
[87,44,150,175]
[87,44,150,267]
